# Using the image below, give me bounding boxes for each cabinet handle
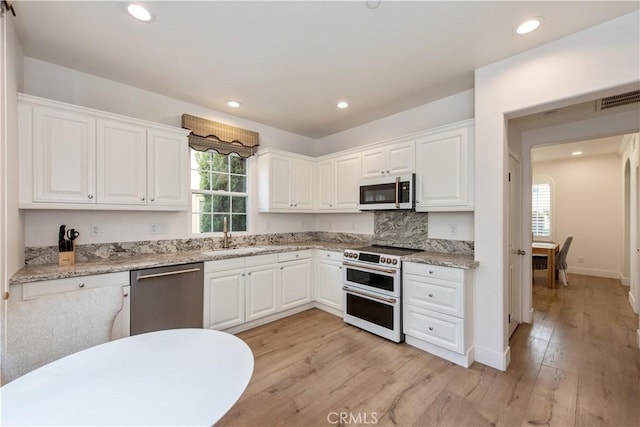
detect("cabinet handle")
[428,326,434,331]
[428,293,433,298]
[78,283,85,288]
[123,293,129,297]
[87,194,93,199]
[141,197,145,201]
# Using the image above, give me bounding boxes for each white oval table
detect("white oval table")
[1,328,254,426]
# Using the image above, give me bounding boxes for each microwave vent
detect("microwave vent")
[596,90,640,111]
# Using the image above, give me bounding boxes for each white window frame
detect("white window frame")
[189,150,249,236]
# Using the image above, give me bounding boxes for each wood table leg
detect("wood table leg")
[547,248,556,288]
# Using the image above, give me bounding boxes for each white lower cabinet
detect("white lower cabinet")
[13,272,131,340]
[245,263,279,321]
[403,262,473,367]
[279,251,312,311]
[313,250,343,312]
[203,267,246,330]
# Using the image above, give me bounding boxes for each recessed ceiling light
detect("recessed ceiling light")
[127,4,153,22]
[571,151,583,156]
[337,101,349,109]
[227,100,241,108]
[515,17,543,35]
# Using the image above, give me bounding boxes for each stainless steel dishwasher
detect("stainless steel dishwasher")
[130,262,204,335]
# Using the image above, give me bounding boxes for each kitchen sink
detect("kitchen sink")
[202,247,269,257]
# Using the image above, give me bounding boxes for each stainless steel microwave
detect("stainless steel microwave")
[358,173,415,210]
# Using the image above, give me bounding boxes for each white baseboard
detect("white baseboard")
[313,302,342,318]
[223,302,316,334]
[405,336,474,368]
[567,267,621,279]
[629,291,638,315]
[474,344,510,371]
[621,277,630,286]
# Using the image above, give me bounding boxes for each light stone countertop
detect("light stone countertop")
[10,241,478,285]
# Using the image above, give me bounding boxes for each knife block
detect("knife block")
[58,244,75,266]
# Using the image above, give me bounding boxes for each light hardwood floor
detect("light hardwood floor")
[217,273,639,426]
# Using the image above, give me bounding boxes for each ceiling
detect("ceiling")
[11,1,639,139]
[531,136,624,163]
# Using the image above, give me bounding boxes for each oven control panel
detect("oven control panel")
[343,250,400,266]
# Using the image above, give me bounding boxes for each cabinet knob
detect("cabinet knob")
[386,170,390,173]
[241,273,245,276]
[247,272,252,276]
[280,267,283,270]
[78,283,85,288]
[294,204,298,207]
[141,197,145,201]
[87,194,94,199]
[123,293,129,297]
[428,270,434,274]
[326,254,330,257]
[290,204,293,207]
[380,170,385,174]
[428,293,433,298]
[428,326,434,331]
[329,204,333,207]
[150,198,155,202]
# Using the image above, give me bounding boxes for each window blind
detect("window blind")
[532,183,551,237]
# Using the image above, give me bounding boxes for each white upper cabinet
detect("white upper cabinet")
[317,152,361,212]
[32,107,97,204]
[147,128,189,207]
[415,120,474,212]
[19,94,189,211]
[257,149,314,212]
[360,139,415,179]
[97,119,147,205]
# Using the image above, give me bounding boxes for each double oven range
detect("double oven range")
[342,245,423,342]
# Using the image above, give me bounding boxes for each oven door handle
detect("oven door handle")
[342,261,397,274]
[342,286,397,304]
[395,176,400,208]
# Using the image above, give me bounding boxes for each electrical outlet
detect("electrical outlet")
[90,225,101,236]
[578,256,584,264]
[449,224,458,235]
[151,223,168,234]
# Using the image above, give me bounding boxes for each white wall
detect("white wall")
[533,154,623,278]
[475,11,640,370]
[2,14,24,283]
[315,89,474,156]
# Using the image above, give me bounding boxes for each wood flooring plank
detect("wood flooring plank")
[521,365,578,427]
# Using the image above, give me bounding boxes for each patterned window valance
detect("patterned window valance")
[181,114,260,158]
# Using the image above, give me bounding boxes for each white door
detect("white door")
[97,119,147,205]
[280,260,312,310]
[245,264,278,321]
[387,140,415,175]
[147,129,188,207]
[508,154,522,337]
[315,260,343,310]
[33,107,96,203]
[360,147,386,179]
[204,269,245,330]
[292,159,314,210]
[635,163,640,314]
[334,154,360,210]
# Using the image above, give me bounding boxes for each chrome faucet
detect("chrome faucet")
[222,217,231,248]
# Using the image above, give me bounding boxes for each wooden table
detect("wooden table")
[1,328,254,426]
[532,242,559,288]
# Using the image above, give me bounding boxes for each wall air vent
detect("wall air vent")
[596,90,640,111]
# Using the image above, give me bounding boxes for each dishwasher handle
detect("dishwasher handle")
[136,267,201,281]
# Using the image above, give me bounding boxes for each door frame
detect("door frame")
[508,151,522,336]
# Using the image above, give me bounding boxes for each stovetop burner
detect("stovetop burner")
[354,245,424,256]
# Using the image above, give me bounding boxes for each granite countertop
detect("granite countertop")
[10,241,478,285]
[9,241,353,285]
[401,252,479,269]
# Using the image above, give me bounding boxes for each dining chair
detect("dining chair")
[1,286,123,384]
[556,235,573,287]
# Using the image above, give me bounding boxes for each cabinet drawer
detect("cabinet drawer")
[315,250,343,262]
[278,250,311,263]
[246,253,278,267]
[22,272,129,300]
[403,304,464,354]
[403,262,463,282]
[205,258,246,272]
[404,274,464,317]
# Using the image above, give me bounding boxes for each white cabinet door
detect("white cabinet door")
[415,122,474,211]
[317,160,334,210]
[97,119,147,205]
[387,140,415,175]
[315,259,343,310]
[292,159,314,210]
[204,268,245,330]
[334,153,360,210]
[245,264,278,321]
[361,147,386,179]
[147,128,188,207]
[33,107,96,203]
[269,155,292,209]
[280,259,312,310]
